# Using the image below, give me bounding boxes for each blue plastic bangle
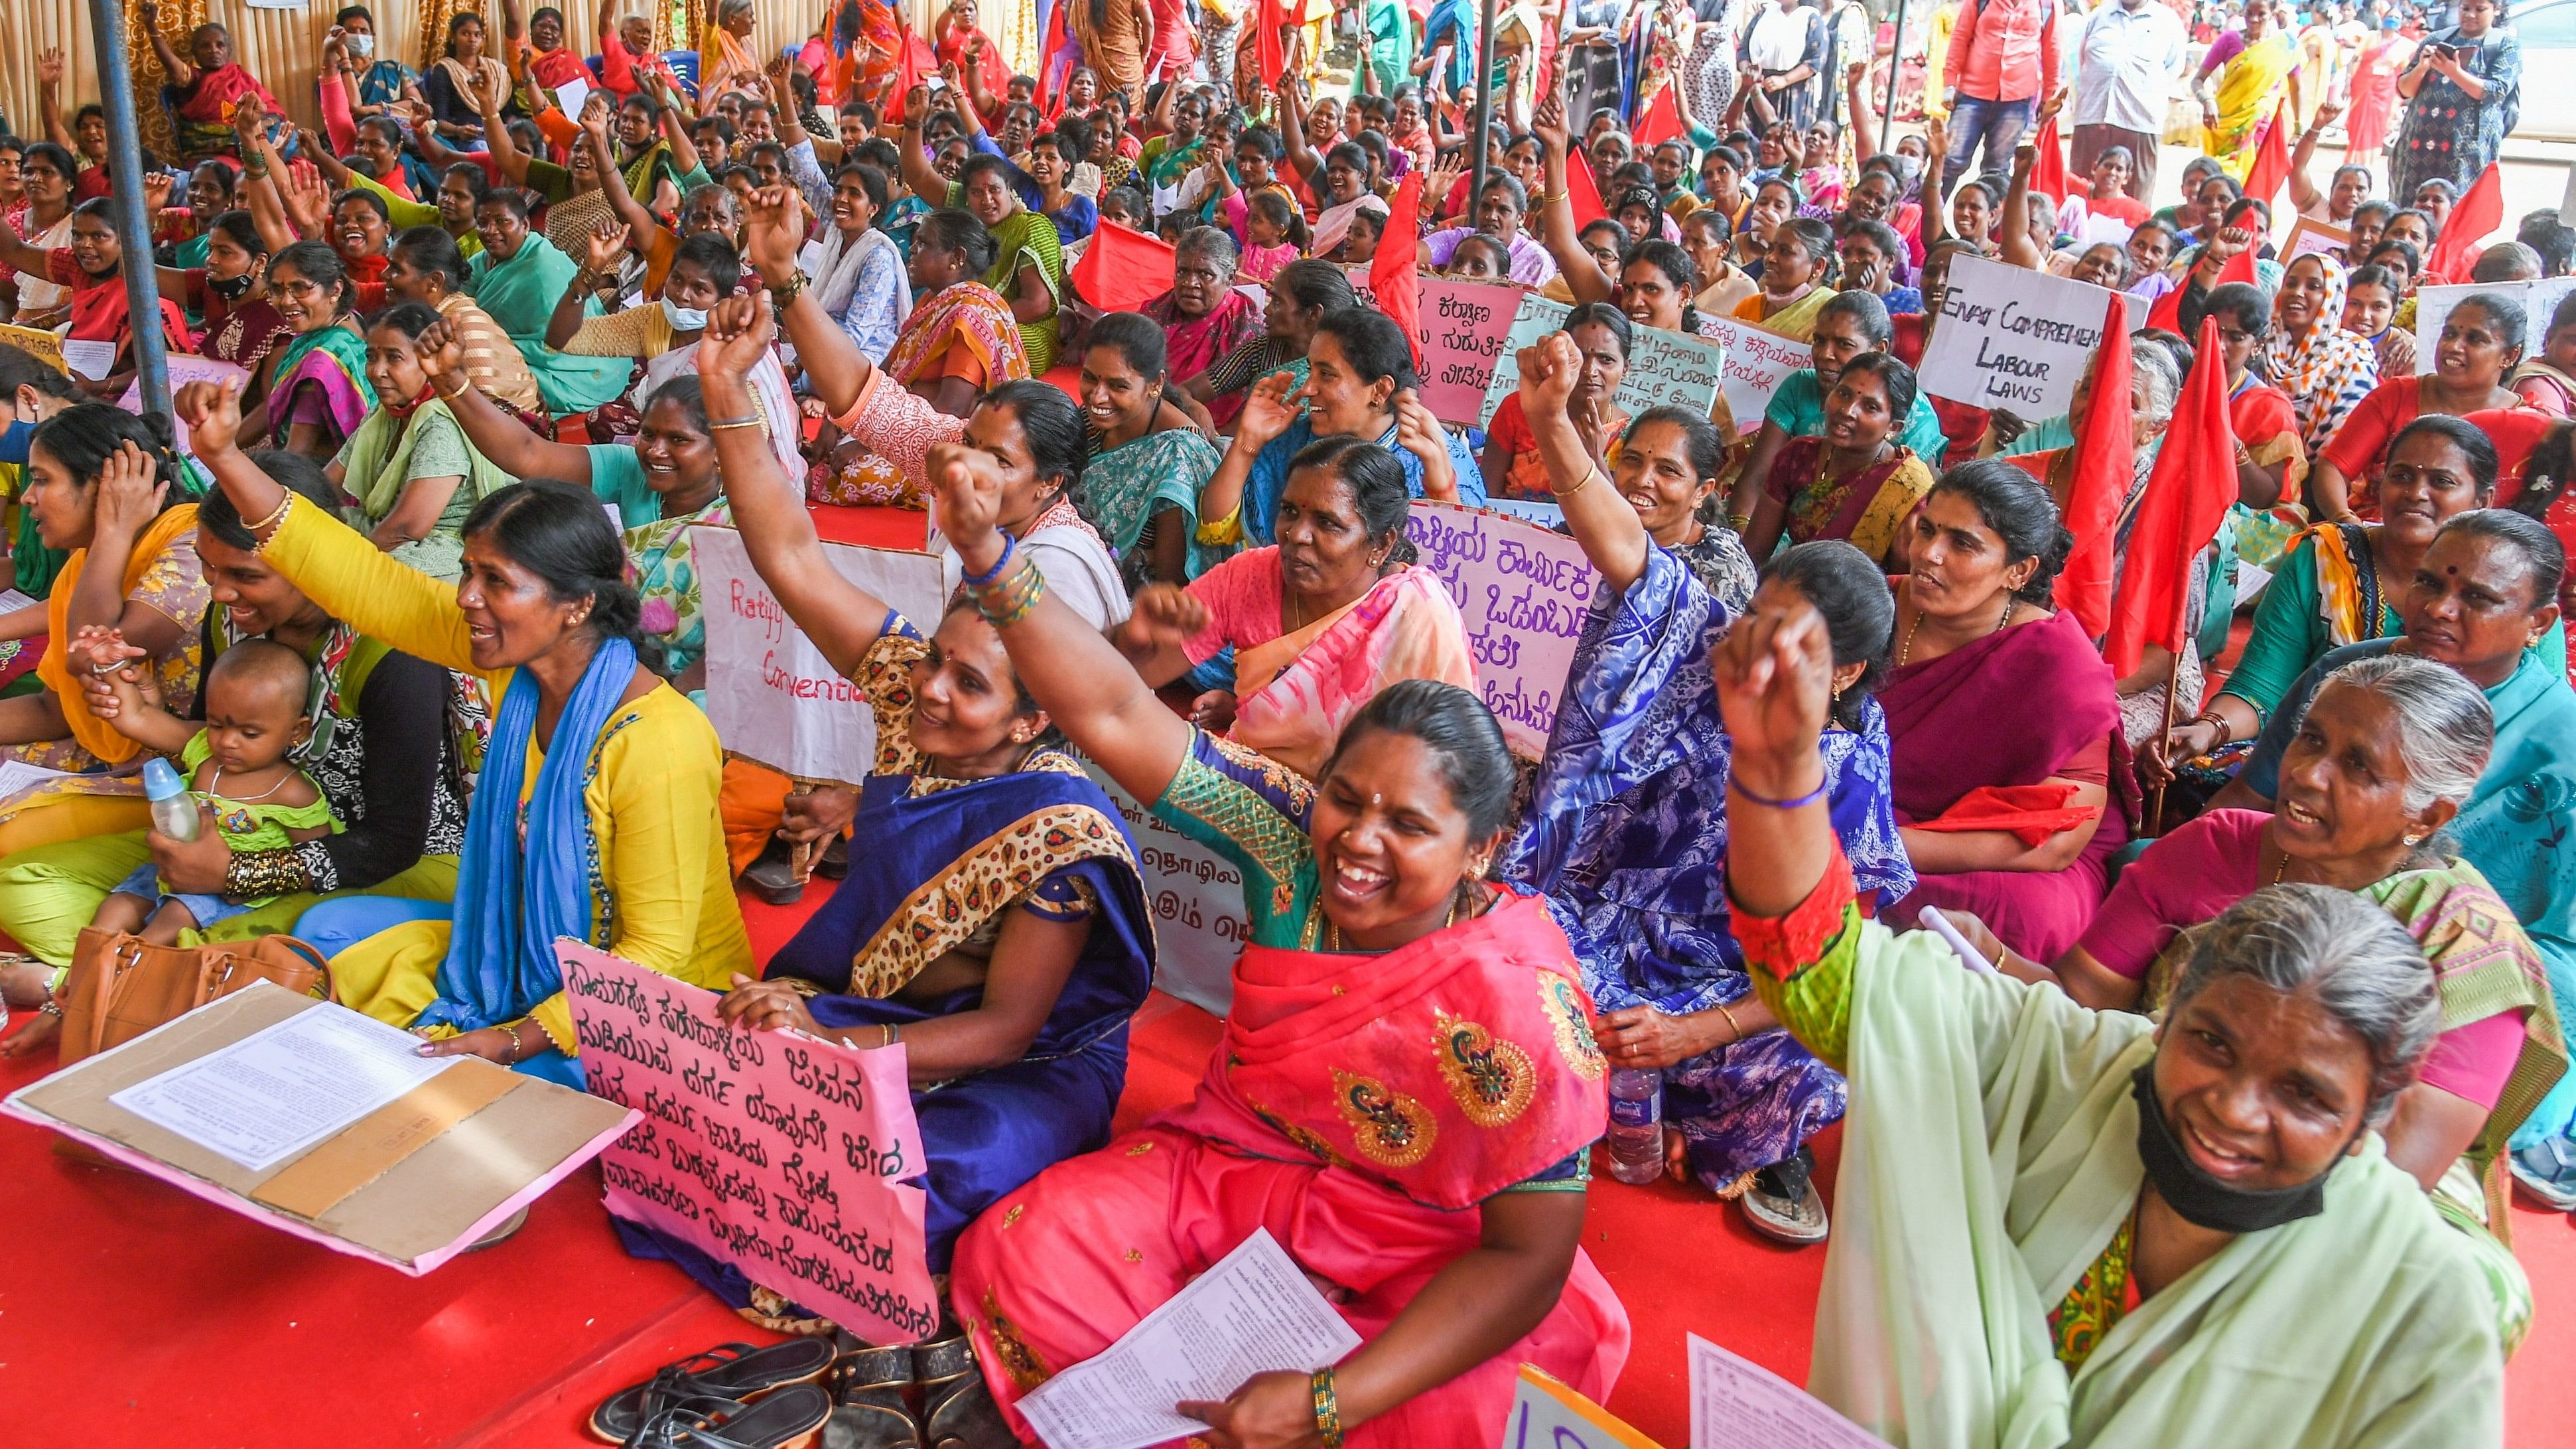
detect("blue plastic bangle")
[1730,774,1829,811]
[960,532,1017,590]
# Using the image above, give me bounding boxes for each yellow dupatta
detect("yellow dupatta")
[36,504,201,766]
[1736,285,1836,342]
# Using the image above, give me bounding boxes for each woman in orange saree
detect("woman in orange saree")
[898,390,1628,1445]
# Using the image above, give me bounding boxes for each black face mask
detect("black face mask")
[2131,1065,2346,1234]
[208,269,257,302]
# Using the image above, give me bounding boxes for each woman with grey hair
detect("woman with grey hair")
[1708,592,2508,1442]
[1142,226,1262,421]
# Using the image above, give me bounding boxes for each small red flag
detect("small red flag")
[2104,316,2240,679]
[1373,172,1426,370]
[2425,162,2504,283]
[1258,0,1289,88]
[1566,148,1608,230]
[2055,293,2133,638]
[2028,111,2069,210]
[2144,279,2185,334]
[2214,246,2259,289]
[1634,88,1682,150]
[1069,220,1179,314]
[2242,101,2293,213]
[894,14,935,109]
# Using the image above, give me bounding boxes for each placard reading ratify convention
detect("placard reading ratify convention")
[560,943,941,1345]
[1918,255,2145,419]
[1404,500,1598,758]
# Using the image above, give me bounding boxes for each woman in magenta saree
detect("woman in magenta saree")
[927,445,1626,1444]
[1879,461,2128,963]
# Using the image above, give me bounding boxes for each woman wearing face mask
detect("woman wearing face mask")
[1735,216,1836,338]
[1746,352,1935,575]
[933,445,1625,1449]
[464,190,633,423]
[188,369,756,1058]
[1712,590,2507,1443]
[1483,305,1633,503]
[1202,307,1487,548]
[1081,313,1221,588]
[328,303,513,582]
[2311,293,2524,522]
[2149,415,2501,792]
[2342,263,2418,380]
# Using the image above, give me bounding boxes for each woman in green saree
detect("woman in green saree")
[335,304,512,582]
[464,188,634,419]
[1708,587,2506,1446]
[1079,312,1219,588]
[245,242,375,462]
[612,90,685,218]
[959,154,1064,373]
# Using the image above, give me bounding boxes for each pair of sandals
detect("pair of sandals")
[742,835,850,908]
[590,1340,839,1448]
[830,1323,1013,1449]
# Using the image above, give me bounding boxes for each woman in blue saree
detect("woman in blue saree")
[627,295,1156,1298]
[1499,335,1911,1246]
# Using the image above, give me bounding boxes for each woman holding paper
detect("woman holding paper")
[0,200,190,402]
[1878,460,2128,963]
[1706,577,2507,1445]
[1503,330,1906,1243]
[165,377,751,1085]
[2307,291,2524,523]
[915,346,1627,1448]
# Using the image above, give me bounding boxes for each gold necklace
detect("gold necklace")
[1322,880,1475,953]
[1897,594,2014,667]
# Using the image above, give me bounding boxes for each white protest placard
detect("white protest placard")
[120,355,250,453]
[1088,766,1249,1015]
[2411,277,2576,372]
[1688,1335,1893,1449]
[60,338,117,381]
[1405,500,1597,759]
[1918,254,2132,418]
[1015,1229,1362,1449]
[1501,1365,1669,1448]
[1694,314,1811,438]
[2281,217,2351,263]
[1479,290,1576,425]
[554,75,594,118]
[693,526,945,786]
[1623,324,1730,424]
[1419,277,1525,424]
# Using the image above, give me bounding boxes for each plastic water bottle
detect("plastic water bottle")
[1605,1068,1664,1186]
[144,757,200,843]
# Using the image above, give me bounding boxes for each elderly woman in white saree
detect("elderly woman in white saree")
[1704,594,2506,1449]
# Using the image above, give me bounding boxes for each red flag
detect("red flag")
[1258,0,1289,88]
[2242,102,2293,213]
[2144,278,2185,334]
[1566,149,1608,230]
[894,13,935,109]
[1069,220,1178,313]
[2425,162,2504,283]
[1373,172,1426,370]
[1634,88,1682,149]
[2214,245,2259,289]
[2028,111,2068,210]
[2054,295,2133,637]
[2104,316,2240,679]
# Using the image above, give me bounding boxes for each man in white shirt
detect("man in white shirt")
[1741,0,1827,131]
[2068,0,2188,200]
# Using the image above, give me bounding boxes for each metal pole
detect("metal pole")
[1467,0,1499,228]
[90,0,172,416]
[1881,0,1910,157]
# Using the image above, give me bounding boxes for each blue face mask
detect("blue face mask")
[662,297,709,331]
[0,417,32,467]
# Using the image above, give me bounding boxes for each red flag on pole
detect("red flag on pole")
[1634,88,1683,150]
[2242,102,2293,212]
[2104,316,2240,679]
[1566,148,1609,229]
[2054,294,2134,637]
[2028,111,2069,210]
[2145,242,2261,333]
[2425,162,2504,283]
[1258,0,1289,88]
[1373,172,1426,370]
[1069,220,1180,313]
[2144,278,2185,334]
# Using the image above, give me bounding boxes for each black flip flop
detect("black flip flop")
[592,1340,839,1443]
[627,1386,834,1449]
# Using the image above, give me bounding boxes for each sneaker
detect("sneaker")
[2512,1141,2576,1212]
[1738,1145,1828,1245]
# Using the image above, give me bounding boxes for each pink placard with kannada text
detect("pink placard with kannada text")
[559,943,941,1344]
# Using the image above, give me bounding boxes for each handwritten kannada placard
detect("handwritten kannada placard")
[1481,291,1578,426]
[1484,293,1738,431]
[561,943,941,1345]
[1418,277,1525,424]
[119,355,250,454]
[1501,1365,1668,1449]
[0,324,67,375]
[1405,500,1597,758]
[1090,766,1249,1015]
[1694,315,1810,439]
[1917,255,2132,418]
[693,525,946,786]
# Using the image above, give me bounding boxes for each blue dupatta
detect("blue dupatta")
[415,636,638,1085]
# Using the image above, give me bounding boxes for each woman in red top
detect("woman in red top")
[2311,290,2526,519]
[0,200,190,400]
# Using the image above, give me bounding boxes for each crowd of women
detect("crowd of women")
[0,0,2569,1444]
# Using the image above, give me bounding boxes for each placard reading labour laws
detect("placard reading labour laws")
[1418,277,1525,423]
[693,526,946,786]
[2411,277,2576,373]
[1406,500,1598,758]
[561,943,941,1344]
[1090,766,1249,1015]
[1918,255,2134,419]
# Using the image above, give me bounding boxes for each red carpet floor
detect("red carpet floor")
[5,524,2572,1445]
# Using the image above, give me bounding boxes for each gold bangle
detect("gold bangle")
[434,378,471,402]
[1556,466,1601,501]
[246,492,295,537]
[709,415,766,429]
[1714,1000,1744,1044]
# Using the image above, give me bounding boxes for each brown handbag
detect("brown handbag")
[55,928,336,1068]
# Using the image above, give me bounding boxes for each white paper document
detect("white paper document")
[0,588,36,615]
[1689,1336,1892,1449]
[60,338,117,381]
[109,1003,460,1172]
[1014,1228,1362,1449]
[0,760,74,801]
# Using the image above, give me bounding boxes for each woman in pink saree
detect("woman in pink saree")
[1109,435,1476,778]
[1879,460,2128,962]
[143,12,281,165]
[897,375,1625,1445]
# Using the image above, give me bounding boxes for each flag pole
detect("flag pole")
[1882,0,1911,156]
[1467,0,1499,230]
[91,0,172,416]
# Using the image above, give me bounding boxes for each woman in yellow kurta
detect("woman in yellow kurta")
[170,378,750,1085]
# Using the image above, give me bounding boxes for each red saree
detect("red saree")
[950,891,1628,1446]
